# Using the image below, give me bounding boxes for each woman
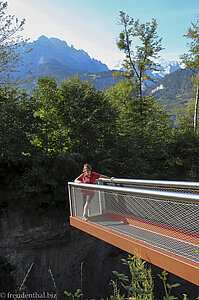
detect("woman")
[74,163,114,220]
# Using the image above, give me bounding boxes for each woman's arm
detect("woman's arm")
[99,174,115,181]
[74,174,83,183]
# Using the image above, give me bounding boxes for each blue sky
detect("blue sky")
[7,0,199,69]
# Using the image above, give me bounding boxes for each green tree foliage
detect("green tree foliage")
[0,86,37,210]
[31,76,66,155]
[0,83,80,211]
[106,79,172,179]
[0,76,120,211]
[0,87,34,161]
[173,102,194,132]
[0,1,30,86]
[57,76,119,169]
[117,11,163,116]
[180,17,199,133]
[165,127,199,181]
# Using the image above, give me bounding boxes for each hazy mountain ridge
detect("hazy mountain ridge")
[22,35,109,74]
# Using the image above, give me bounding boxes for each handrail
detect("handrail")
[97,178,199,189]
[68,182,199,204]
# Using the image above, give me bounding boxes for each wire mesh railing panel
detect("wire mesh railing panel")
[102,191,199,237]
[103,192,199,232]
[72,187,102,217]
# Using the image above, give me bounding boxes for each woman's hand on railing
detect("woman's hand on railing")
[74,179,82,183]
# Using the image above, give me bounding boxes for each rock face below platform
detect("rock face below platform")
[0,209,95,298]
[0,209,198,300]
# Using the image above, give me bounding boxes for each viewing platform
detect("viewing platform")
[68,179,199,286]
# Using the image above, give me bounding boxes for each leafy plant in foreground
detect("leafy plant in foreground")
[110,254,154,300]
[158,270,181,300]
[64,289,83,300]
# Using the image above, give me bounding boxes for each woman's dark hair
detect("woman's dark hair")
[83,163,92,171]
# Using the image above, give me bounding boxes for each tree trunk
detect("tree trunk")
[194,84,199,134]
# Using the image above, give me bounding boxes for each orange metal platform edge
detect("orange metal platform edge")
[70,216,199,286]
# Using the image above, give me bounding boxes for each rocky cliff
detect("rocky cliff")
[0,209,95,298]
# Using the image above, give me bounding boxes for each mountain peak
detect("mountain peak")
[37,35,49,42]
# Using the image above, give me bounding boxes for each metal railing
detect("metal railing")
[68,181,199,216]
[97,178,199,194]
